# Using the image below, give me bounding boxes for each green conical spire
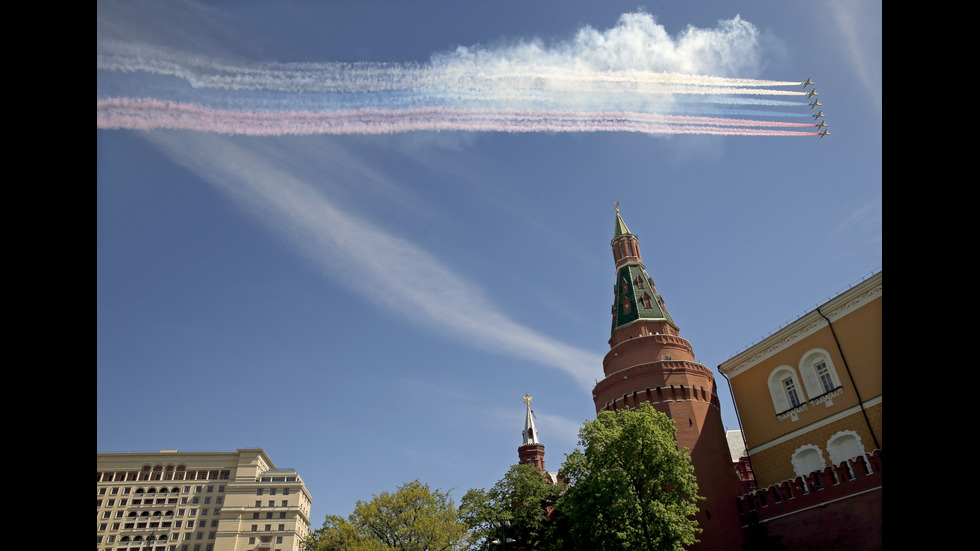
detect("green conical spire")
[609,204,677,335]
[614,202,632,237]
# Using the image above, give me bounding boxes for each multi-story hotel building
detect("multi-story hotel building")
[97,449,313,551]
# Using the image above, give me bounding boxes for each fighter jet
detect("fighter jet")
[812,110,825,120]
[801,77,814,89]
[805,89,819,99]
[818,129,830,139]
[809,99,822,110]
[815,120,828,129]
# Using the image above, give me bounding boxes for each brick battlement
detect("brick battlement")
[597,379,720,412]
[736,449,882,523]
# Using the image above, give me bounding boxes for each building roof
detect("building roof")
[726,430,747,462]
[522,393,540,445]
[613,205,632,237]
[718,270,881,378]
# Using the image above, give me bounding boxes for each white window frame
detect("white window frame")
[768,366,805,415]
[798,348,842,400]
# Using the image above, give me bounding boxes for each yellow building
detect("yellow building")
[97,449,313,551]
[718,271,881,490]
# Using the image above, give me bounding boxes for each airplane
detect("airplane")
[801,77,814,89]
[809,99,822,110]
[812,110,825,120]
[806,89,819,99]
[815,120,827,129]
[818,129,830,139]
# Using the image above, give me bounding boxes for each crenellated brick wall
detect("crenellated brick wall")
[737,450,882,550]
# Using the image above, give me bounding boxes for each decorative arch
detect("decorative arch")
[767,365,805,414]
[826,430,866,467]
[798,348,842,399]
[791,444,826,478]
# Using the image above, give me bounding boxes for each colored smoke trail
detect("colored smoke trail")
[98,100,819,137]
[98,12,823,137]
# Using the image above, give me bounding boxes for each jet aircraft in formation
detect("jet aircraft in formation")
[802,77,828,138]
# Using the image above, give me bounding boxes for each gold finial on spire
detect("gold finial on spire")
[615,201,620,213]
[523,393,533,406]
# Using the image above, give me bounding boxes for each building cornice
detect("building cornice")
[720,272,881,378]
[746,395,882,455]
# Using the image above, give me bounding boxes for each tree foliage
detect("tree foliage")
[303,480,471,551]
[459,464,564,550]
[552,403,702,551]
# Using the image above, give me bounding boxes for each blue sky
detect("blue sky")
[97,0,881,525]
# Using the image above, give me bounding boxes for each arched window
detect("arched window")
[791,445,826,478]
[768,366,805,414]
[827,431,865,467]
[799,348,841,399]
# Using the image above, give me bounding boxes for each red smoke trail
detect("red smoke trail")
[98,98,816,137]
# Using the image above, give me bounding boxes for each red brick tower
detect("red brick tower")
[591,207,744,550]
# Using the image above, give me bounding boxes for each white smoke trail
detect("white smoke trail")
[98,12,818,137]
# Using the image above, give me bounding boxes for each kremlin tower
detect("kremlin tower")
[518,393,546,472]
[591,206,744,550]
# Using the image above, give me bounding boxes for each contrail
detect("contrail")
[98,13,823,137]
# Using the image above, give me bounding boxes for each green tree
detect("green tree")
[459,464,564,550]
[553,403,702,551]
[303,480,471,551]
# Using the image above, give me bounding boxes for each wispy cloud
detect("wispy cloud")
[826,0,881,114]
[141,131,603,389]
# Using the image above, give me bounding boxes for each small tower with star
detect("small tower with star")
[518,394,546,471]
